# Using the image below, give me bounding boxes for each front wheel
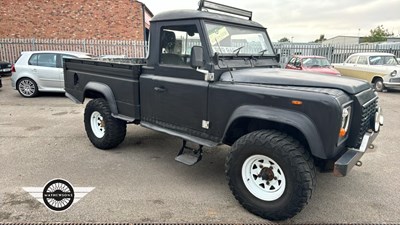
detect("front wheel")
[225,130,316,220]
[84,98,127,150]
[373,78,385,92]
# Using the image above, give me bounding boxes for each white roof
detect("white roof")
[21,50,92,57]
[350,52,395,57]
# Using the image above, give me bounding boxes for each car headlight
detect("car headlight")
[390,70,397,77]
[339,106,351,138]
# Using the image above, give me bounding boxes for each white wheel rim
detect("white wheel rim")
[90,111,105,138]
[242,154,286,201]
[18,79,35,96]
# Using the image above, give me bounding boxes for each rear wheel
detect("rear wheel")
[226,130,316,220]
[373,78,384,92]
[17,78,39,97]
[84,98,126,150]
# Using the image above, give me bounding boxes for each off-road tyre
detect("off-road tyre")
[226,130,316,220]
[84,98,126,150]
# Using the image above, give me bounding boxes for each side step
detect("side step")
[175,140,203,166]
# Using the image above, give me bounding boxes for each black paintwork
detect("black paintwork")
[0,61,12,76]
[151,9,264,29]
[63,9,378,161]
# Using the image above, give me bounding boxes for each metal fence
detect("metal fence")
[0,38,148,63]
[1,38,400,66]
[274,42,400,66]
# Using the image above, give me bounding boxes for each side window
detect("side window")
[28,54,38,65]
[37,54,57,68]
[295,58,301,66]
[288,57,296,65]
[357,56,368,65]
[346,55,358,64]
[160,25,202,66]
[61,54,77,67]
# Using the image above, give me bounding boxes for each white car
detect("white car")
[333,52,400,92]
[11,51,93,97]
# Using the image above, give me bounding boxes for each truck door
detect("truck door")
[141,23,209,134]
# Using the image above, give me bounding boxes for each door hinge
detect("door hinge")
[196,68,214,82]
[204,72,214,81]
[202,120,210,129]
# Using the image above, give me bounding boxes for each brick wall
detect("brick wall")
[0,0,145,40]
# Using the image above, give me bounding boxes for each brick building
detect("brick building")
[0,0,153,40]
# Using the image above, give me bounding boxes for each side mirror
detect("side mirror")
[190,46,204,69]
[294,61,301,68]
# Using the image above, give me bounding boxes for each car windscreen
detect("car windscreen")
[205,22,274,56]
[302,58,331,67]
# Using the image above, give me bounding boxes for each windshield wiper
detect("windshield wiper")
[258,49,268,56]
[232,46,245,57]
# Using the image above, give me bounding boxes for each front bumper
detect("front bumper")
[333,107,384,177]
[383,81,400,89]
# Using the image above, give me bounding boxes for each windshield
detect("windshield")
[205,22,274,56]
[369,55,398,65]
[302,57,331,68]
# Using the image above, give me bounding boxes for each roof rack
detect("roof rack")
[198,0,252,20]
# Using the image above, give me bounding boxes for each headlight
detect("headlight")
[339,106,351,138]
[390,70,397,77]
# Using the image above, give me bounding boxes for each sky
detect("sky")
[140,0,400,43]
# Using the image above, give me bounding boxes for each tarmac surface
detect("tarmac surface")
[0,76,399,223]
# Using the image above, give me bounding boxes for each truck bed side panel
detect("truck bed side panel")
[64,58,142,119]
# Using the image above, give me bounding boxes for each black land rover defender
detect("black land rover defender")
[63,1,383,220]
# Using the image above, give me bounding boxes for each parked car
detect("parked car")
[333,52,400,92]
[285,55,341,76]
[11,51,93,97]
[0,60,12,76]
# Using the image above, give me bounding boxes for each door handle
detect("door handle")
[154,86,166,92]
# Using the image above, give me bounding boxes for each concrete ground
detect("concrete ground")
[0,76,399,223]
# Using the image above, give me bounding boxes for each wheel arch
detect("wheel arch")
[16,75,40,89]
[371,75,383,83]
[83,82,119,115]
[222,105,326,159]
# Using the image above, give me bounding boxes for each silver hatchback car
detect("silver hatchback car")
[11,51,93,97]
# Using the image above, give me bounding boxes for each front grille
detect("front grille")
[390,77,400,83]
[354,98,377,147]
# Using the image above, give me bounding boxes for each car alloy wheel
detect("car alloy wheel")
[18,79,37,97]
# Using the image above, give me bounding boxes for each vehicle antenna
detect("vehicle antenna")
[215,38,235,83]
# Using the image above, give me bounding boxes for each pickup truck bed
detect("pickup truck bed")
[64,58,142,120]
